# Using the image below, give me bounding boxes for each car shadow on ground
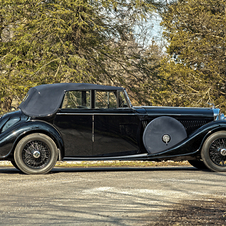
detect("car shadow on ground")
[0,166,212,175]
[52,166,199,173]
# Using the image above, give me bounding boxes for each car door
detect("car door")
[54,90,93,157]
[93,90,140,157]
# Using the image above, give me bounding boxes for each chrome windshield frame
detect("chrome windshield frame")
[213,108,222,120]
[123,89,133,108]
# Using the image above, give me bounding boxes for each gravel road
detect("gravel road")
[0,166,226,225]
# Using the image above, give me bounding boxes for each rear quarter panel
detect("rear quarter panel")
[0,120,64,159]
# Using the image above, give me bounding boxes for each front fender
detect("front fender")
[0,120,64,159]
[147,120,226,158]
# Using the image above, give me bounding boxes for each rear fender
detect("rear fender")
[0,120,64,159]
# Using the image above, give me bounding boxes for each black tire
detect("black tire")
[188,160,208,170]
[201,131,226,172]
[11,161,20,170]
[14,133,58,175]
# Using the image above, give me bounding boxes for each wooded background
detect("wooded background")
[0,0,225,113]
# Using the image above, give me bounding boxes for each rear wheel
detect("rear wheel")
[14,133,58,175]
[11,161,20,170]
[201,131,226,172]
[188,160,208,170]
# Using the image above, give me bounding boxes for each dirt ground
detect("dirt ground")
[152,198,226,225]
[1,165,226,225]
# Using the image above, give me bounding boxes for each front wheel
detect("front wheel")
[14,133,58,175]
[201,131,226,172]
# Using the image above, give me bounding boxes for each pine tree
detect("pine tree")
[159,0,226,110]
[0,0,160,112]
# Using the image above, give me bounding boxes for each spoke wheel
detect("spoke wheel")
[22,140,51,169]
[201,131,226,172]
[14,133,58,174]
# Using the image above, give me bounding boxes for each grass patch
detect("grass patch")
[0,160,191,167]
[55,160,191,168]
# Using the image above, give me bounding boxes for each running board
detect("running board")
[63,153,148,161]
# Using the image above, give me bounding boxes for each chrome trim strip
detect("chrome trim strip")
[57,113,137,116]
[134,106,213,110]
[147,113,210,117]
[63,153,148,161]
[147,149,199,159]
[92,115,94,142]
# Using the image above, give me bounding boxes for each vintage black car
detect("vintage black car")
[0,83,226,174]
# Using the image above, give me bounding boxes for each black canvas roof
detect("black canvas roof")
[19,83,124,117]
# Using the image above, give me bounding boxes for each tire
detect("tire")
[11,161,20,170]
[201,131,226,172]
[14,133,58,175]
[188,160,208,170]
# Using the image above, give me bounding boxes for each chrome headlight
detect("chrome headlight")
[219,113,225,120]
[213,108,226,121]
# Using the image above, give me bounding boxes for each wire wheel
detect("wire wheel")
[209,138,226,167]
[14,133,58,174]
[22,140,51,169]
[201,131,226,172]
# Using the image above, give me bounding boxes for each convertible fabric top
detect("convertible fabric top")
[19,83,124,117]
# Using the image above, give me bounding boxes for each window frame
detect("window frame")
[60,89,131,110]
[61,90,91,110]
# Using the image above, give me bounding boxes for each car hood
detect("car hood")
[134,106,214,119]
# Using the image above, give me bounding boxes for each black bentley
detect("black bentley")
[0,83,226,174]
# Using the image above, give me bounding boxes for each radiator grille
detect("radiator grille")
[179,120,207,134]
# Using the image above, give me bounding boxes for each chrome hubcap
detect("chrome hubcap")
[220,148,226,156]
[33,150,41,158]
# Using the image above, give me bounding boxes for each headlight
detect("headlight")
[219,113,225,120]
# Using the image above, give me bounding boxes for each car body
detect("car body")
[0,83,226,174]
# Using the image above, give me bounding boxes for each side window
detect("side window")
[62,91,91,109]
[95,91,117,109]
